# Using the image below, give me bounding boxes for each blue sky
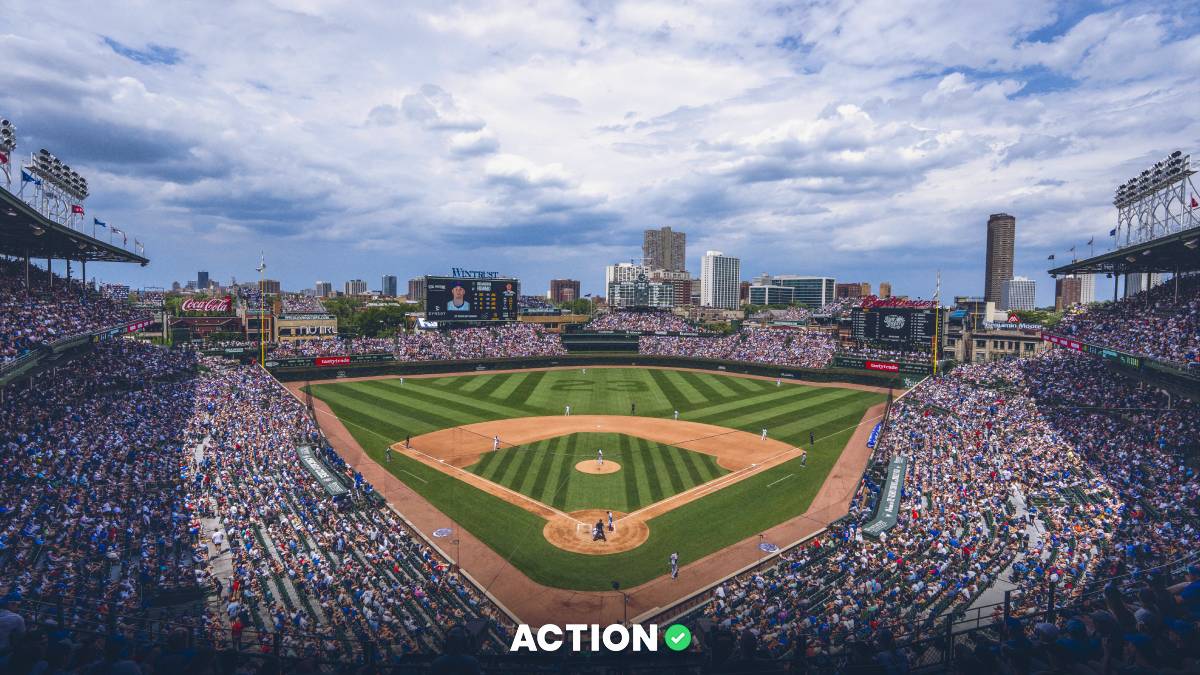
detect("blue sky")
[2,0,1198,305]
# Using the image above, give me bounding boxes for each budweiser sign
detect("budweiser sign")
[181,296,232,313]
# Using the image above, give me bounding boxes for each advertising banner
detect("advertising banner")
[833,354,932,375]
[1040,332,1142,369]
[297,445,348,497]
[862,456,907,538]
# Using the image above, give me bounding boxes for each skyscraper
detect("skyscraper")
[984,213,1016,304]
[315,281,332,297]
[382,275,398,297]
[700,250,740,309]
[1001,276,1035,311]
[345,279,367,296]
[643,226,687,271]
[549,279,581,303]
[197,271,209,291]
[407,277,427,303]
[878,282,892,298]
[1054,276,1084,311]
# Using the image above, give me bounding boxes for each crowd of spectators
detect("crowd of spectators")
[0,261,149,364]
[748,307,812,323]
[1056,274,1200,366]
[279,296,329,315]
[685,348,1199,670]
[268,324,565,361]
[839,344,932,364]
[640,327,836,368]
[584,310,696,332]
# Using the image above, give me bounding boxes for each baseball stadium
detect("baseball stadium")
[3,4,1200,674]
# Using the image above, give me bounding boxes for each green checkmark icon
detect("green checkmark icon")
[664,624,691,651]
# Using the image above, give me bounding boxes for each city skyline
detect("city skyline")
[2,1,1197,306]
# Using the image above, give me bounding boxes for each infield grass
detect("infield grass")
[308,367,883,590]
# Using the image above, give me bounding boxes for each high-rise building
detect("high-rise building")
[262,279,281,295]
[643,226,687,272]
[770,275,836,308]
[1054,276,1083,311]
[749,285,796,305]
[648,269,691,307]
[345,279,367,296]
[315,281,332,297]
[700,251,741,309]
[197,271,209,291]
[1125,273,1164,297]
[1078,274,1095,305]
[835,282,870,299]
[1001,276,1035,311]
[878,282,892,298]
[984,213,1016,304]
[408,277,427,303]
[549,279,581,304]
[381,275,398,297]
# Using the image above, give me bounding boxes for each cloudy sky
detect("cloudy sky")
[2,0,1198,304]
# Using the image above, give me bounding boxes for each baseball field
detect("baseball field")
[306,367,885,591]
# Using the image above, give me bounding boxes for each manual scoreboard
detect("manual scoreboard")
[425,276,519,322]
[851,307,938,346]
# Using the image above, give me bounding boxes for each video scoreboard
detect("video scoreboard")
[851,307,938,345]
[425,276,519,322]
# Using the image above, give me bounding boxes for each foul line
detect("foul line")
[767,474,795,488]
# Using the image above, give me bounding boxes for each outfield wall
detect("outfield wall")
[266,353,906,388]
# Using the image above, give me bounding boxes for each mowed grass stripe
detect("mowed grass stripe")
[486,440,523,485]
[438,375,475,391]
[660,369,708,406]
[315,388,418,441]
[472,372,511,399]
[457,373,496,393]
[744,390,872,436]
[670,442,705,485]
[647,369,690,413]
[620,434,641,508]
[625,435,654,507]
[545,440,575,510]
[375,379,534,419]
[703,387,855,428]
[690,371,741,398]
[526,436,559,501]
[491,371,529,400]
[676,371,724,405]
[318,384,460,434]
[642,438,670,502]
[508,437,543,493]
[688,386,823,423]
[778,407,876,444]
[694,452,725,482]
[510,370,548,406]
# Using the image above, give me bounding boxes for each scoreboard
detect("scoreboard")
[425,276,519,322]
[851,307,938,345]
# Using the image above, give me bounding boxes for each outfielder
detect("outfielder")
[673,410,679,420]
[761,428,768,441]
[669,552,679,579]
[565,404,571,416]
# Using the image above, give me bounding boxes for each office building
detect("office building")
[1001,276,1035,311]
[262,279,281,295]
[315,281,332,298]
[381,275,398,297]
[769,275,836,308]
[197,271,209,291]
[879,282,892,299]
[835,282,871,299]
[643,226,687,272]
[549,279,581,303]
[345,279,367,297]
[749,284,797,306]
[700,251,741,309]
[984,213,1016,304]
[1078,274,1095,305]
[1054,276,1083,311]
[408,277,427,303]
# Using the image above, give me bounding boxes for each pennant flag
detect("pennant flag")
[71,205,84,215]
[1191,194,1199,209]
[0,151,7,164]
[21,168,42,186]
[1087,237,1094,246]
[1109,228,1117,237]
[93,218,107,229]
[1047,254,1055,260]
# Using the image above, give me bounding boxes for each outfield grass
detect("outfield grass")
[309,368,884,590]
[466,432,728,513]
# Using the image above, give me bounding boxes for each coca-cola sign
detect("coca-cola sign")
[181,296,232,313]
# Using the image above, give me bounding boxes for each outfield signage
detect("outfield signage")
[862,456,907,538]
[264,353,397,369]
[833,354,932,376]
[297,445,348,497]
[92,318,156,342]
[1041,332,1142,369]
[586,330,708,337]
[867,423,882,448]
[451,268,502,279]
[181,296,232,313]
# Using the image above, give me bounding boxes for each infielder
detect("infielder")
[669,552,679,579]
[607,510,614,532]
[385,447,392,463]
[673,410,679,420]
[800,449,807,467]
[597,448,604,466]
[761,428,768,440]
[492,435,500,452]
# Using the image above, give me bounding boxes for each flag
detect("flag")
[0,151,7,164]
[1191,194,1199,209]
[134,239,144,254]
[1047,254,1055,260]
[1109,228,1117,237]
[1069,245,1075,252]
[111,226,127,245]
[1087,237,1094,246]
[71,205,84,215]
[21,168,42,186]
[93,218,107,229]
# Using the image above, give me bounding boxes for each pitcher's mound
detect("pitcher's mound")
[575,460,620,475]
[543,510,649,554]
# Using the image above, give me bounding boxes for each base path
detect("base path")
[288,370,887,626]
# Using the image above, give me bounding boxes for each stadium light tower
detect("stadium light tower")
[1112,149,1199,249]
[0,117,15,187]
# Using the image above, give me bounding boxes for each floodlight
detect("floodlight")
[1171,150,1182,158]
[1184,239,1198,250]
